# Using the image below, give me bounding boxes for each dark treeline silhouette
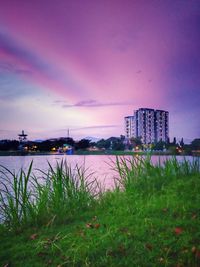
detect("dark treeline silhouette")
[0,137,87,152]
[36,137,75,151]
[0,140,20,151]
[95,136,125,151]
[0,137,200,154]
[0,136,126,152]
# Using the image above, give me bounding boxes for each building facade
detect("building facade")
[125,116,134,139]
[125,108,169,144]
[155,109,169,143]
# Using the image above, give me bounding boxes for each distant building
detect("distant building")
[134,108,155,144]
[154,109,169,143]
[125,116,134,139]
[18,130,28,143]
[18,130,28,151]
[125,108,169,144]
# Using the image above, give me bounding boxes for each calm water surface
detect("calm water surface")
[0,155,196,189]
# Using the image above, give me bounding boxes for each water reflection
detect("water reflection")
[0,155,196,190]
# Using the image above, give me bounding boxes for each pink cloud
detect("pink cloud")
[0,1,199,139]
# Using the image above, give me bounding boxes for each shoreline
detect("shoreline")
[0,150,198,157]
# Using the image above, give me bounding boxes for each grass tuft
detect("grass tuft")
[0,156,200,266]
[0,160,98,230]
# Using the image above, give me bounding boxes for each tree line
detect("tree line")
[0,136,200,154]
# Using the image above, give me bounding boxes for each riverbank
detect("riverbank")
[0,157,200,266]
[0,149,197,156]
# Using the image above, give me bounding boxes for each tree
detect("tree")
[166,137,170,145]
[153,140,165,151]
[190,139,200,150]
[180,138,184,147]
[168,145,177,155]
[111,139,125,151]
[172,137,177,146]
[63,137,75,146]
[75,139,90,150]
[37,140,52,151]
[130,137,142,147]
[0,140,19,151]
[96,139,110,149]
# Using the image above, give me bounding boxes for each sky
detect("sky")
[0,0,200,142]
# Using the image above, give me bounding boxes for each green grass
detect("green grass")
[0,156,200,266]
[0,161,98,230]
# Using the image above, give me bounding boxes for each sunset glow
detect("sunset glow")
[0,0,200,141]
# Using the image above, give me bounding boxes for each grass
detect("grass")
[0,156,200,266]
[0,161,98,230]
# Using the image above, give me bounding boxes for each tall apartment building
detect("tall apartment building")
[125,116,134,139]
[124,108,169,144]
[155,109,169,143]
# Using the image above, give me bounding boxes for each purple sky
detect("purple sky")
[0,0,200,142]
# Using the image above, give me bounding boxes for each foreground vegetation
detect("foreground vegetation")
[0,157,200,266]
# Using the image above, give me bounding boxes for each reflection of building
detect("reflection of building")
[125,108,169,144]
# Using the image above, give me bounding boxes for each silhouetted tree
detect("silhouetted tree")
[96,139,110,149]
[0,140,19,151]
[165,137,170,149]
[172,137,177,146]
[106,137,125,150]
[190,139,200,150]
[153,140,165,151]
[37,140,52,151]
[65,137,75,146]
[75,139,90,150]
[180,138,184,147]
[130,137,142,147]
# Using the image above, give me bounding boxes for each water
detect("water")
[0,155,196,190]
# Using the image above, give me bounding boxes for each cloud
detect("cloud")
[0,61,32,76]
[0,31,49,74]
[61,99,134,108]
[71,125,119,131]
[54,125,119,132]
[0,129,17,138]
[0,30,62,95]
[136,70,142,74]
[0,129,14,133]
[0,30,72,86]
[0,30,89,98]
[0,69,39,101]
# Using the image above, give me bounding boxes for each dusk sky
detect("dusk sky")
[0,0,200,142]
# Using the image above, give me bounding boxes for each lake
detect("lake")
[0,155,197,190]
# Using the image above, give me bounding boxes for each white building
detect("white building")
[124,116,134,139]
[125,108,169,144]
[155,109,169,143]
[135,108,155,144]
